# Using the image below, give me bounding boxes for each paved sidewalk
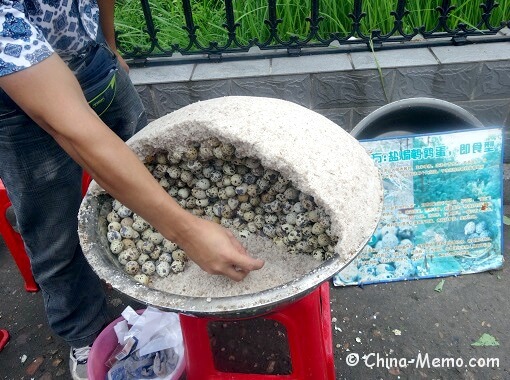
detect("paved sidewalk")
[0,214,508,379]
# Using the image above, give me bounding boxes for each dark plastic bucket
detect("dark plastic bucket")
[351,98,484,139]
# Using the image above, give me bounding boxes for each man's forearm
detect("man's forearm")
[97,0,117,50]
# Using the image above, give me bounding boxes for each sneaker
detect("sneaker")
[69,345,92,380]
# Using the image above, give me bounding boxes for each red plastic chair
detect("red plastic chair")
[0,173,92,292]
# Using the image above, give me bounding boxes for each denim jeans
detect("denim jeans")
[0,44,147,347]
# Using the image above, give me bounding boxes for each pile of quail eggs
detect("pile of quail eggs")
[103,137,338,285]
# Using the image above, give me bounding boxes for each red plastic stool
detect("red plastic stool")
[0,173,92,292]
[179,282,335,380]
[0,179,38,292]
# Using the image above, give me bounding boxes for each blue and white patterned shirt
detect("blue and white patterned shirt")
[0,0,99,77]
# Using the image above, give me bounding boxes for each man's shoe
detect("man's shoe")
[69,345,92,380]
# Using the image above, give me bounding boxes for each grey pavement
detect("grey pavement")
[1,210,508,379]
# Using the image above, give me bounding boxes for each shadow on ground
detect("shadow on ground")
[0,217,508,379]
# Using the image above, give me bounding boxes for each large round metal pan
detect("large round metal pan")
[78,96,383,318]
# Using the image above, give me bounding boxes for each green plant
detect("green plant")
[114,0,510,52]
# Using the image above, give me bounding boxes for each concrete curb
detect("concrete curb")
[128,43,510,162]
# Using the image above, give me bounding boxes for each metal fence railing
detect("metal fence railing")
[116,0,510,66]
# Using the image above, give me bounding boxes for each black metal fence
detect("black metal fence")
[117,0,510,65]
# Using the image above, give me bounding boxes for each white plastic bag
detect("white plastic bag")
[106,306,184,380]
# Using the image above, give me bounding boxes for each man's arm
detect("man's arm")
[0,55,264,280]
[97,0,130,72]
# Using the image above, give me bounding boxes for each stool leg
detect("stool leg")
[270,283,335,380]
[81,171,92,197]
[0,329,9,352]
[319,282,335,380]
[0,196,39,292]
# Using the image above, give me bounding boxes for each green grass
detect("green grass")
[114,0,510,53]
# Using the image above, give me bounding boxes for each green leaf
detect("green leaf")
[434,279,445,293]
[471,333,499,347]
[503,215,510,225]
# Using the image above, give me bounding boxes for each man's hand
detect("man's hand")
[175,217,265,281]
[115,52,130,73]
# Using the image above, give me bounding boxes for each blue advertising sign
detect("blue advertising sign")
[333,128,504,286]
